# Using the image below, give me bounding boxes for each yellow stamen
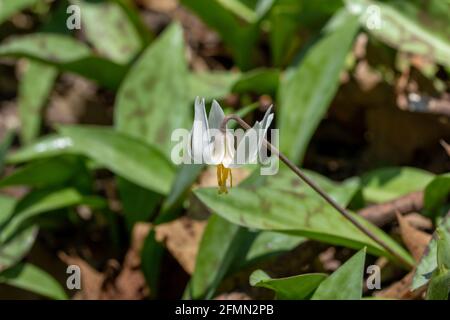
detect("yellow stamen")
[216,164,232,194]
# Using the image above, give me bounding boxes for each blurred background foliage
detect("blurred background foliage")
[0,0,449,300]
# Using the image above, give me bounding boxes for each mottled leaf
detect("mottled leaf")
[194,187,413,266]
[73,0,141,64]
[58,126,175,194]
[278,11,359,163]
[0,33,127,89]
[189,72,240,101]
[345,0,450,68]
[115,23,190,156]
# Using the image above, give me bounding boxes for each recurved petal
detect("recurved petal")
[229,121,261,168]
[208,100,226,130]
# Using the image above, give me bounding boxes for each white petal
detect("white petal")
[204,130,225,165]
[222,131,235,168]
[190,97,210,162]
[208,100,226,130]
[229,122,260,168]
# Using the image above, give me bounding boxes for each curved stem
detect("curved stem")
[221,114,413,268]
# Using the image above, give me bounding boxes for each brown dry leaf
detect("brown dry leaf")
[155,216,206,274]
[441,140,450,157]
[136,0,178,13]
[214,292,252,300]
[396,212,432,262]
[402,213,432,231]
[59,223,151,300]
[375,214,432,300]
[375,271,425,300]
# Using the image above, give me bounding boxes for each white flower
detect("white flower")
[188,97,273,193]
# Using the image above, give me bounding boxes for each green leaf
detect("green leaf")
[424,173,450,218]
[0,195,16,225]
[232,68,280,95]
[0,263,67,299]
[0,195,37,273]
[115,23,190,156]
[412,216,450,290]
[360,167,434,203]
[140,229,165,298]
[278,11,359,163]
[345,0,450,68]
[269,0,342,66]
[189,214,246,299]
[0,33,127,89]
[0,226,38,272]
[250,270,327,299]
[0,0,39,24]
[18,60,57,145]
[0,130,14,172]
[158,164,204,222]
[181,0,260,69]
[117,178,160,231]
[73,0,141,64]
[58,125,175,195]
[426,226,450,300]
[426,271,450,300]
[0,156,79,189]
[189,72,241,101]
[244,231,304,265]
[311,248,366,300]
[265,167,360,207]
[7,134,74,164]
[194,187,413,266]
[0,188,105,243]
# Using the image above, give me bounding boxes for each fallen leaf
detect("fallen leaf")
[441,140,450,157]
[155,216,206,274]
[376,271,425,300]
[214,292,251,300]
[59,223,151,299]
[396,212,432,262]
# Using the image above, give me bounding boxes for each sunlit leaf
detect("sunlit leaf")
[0,33,127,89]
[18,60,57,145]
[0,263,67,300]
[360,167,434,203]
[115,23,190,156]
[194,187,413,266]
[345,0,450,68]
[0,226,38,272]
[73,0,141,64]
[58,126,175,194]
[278,11,359,163]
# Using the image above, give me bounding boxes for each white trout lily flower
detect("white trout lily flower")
[188,97,273,194]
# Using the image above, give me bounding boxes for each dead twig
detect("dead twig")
[358,191,424,227]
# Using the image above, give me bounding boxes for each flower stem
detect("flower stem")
[221,114,413,268]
